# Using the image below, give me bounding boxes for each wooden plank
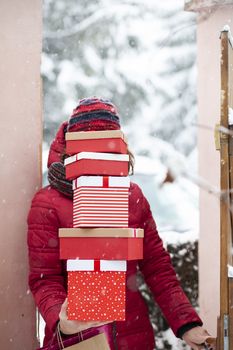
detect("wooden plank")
[217,28,233,350]
[227,34,233,350]
[218,30,230,350]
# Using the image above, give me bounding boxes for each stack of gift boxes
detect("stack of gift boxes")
[58,130,144,321]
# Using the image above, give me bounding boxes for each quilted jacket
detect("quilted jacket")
[27,122,202,349]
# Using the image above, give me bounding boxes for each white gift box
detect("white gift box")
[67,259,127,272]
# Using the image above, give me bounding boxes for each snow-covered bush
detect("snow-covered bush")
[138,240,198,350]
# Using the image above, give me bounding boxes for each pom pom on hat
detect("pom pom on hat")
[67,97,121,132]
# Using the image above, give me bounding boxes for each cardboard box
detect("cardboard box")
[59,227,144,238]
[64,152,129,180]
[67,270,126,321]
[65,130,127,155]
[66,130,127,141]
[59,237,143,260]
[72,176,129,227]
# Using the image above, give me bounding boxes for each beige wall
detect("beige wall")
[185,0,233,11]
[196,6,233,336]
[0,0,42,349]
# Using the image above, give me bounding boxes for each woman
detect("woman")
[27,97,211,350]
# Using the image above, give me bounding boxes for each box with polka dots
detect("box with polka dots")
[67,260,126,321]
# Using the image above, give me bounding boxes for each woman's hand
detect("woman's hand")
[182,326,216,350]
[59,299,110,335]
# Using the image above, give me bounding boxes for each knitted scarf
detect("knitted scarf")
[48,162,73,198]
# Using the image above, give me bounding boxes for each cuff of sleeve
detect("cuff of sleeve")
[45,303,63,333]
[177,322,203,339]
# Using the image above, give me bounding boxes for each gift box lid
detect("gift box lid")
[59,227,144,238]
[67,259,127,271]
[72,176,130,189]
[64,152,129,166]
[65,130,127,142]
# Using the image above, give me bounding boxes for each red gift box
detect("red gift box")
[72,176,129,228]
[59,228,144,260]
[65,130,127,155]
[67,260,126,321]
[64,152,129,180]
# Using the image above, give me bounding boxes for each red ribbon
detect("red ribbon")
[94,260,101,271]
[102,176,109,188]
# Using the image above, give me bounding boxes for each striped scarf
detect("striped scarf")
[48,162,73,198]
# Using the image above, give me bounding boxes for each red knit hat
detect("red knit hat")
[67,97,121,132]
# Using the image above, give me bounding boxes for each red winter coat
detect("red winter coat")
[27,122,202,349]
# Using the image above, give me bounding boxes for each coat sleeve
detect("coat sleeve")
[27,189,67,333]
[138,190,202,337]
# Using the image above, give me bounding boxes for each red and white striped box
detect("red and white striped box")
[72,176,130,228]
[67,259,126,321]
[64,152,129,180]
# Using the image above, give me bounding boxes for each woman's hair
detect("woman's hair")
[61,147,135,175]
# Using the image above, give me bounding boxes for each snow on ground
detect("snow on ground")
[157,328,189,350]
